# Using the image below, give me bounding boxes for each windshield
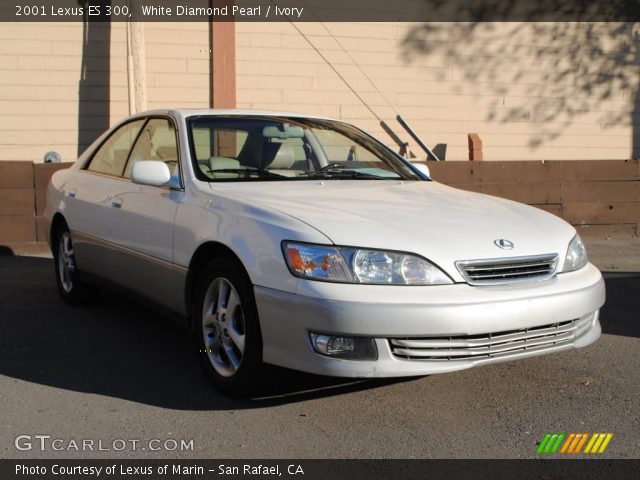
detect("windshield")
[186,116,424,182]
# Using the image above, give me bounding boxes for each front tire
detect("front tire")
[195,257,277,397]
[53,223,99,305]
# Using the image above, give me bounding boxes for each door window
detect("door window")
[86,119,145,176]
[124,118,181,187]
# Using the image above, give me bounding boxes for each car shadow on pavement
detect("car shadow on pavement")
[600,272,640,339]
[0,256,411,411]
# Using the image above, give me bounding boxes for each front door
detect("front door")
[69,117,184,311]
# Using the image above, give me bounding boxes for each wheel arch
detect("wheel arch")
[184,241,252,331]
[49,212,68,252]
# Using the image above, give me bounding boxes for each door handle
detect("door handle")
[68,189,77,198]
[111,198,123,209]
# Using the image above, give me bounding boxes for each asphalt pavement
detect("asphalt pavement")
[0,252,638,459]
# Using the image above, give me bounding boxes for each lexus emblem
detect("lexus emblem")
[494,239,514,250]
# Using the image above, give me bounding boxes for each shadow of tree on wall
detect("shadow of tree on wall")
[400,21,640,158]
[77,3,111,157]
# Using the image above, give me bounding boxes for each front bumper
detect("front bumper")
[255,263,605,377]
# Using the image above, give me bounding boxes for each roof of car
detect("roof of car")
[138,108,339,122]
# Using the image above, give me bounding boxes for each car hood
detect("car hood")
[210,180,575,280]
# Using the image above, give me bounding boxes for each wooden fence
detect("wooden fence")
[0,161,71,243]
[429,160,640,239]
[0,160,638,244]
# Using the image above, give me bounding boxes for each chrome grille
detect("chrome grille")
[456,254,558,285]
[389,317,592,361]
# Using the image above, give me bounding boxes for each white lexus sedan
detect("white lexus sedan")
[45,110,605,396]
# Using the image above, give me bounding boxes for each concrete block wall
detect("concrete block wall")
[235,22,640,161]
[1,21,638,163]
[0,22,209,163]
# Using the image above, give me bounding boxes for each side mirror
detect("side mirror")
[412,162,431,178]
[131,161,170,186]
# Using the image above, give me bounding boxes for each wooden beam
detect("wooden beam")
[210,1,236,109]
[468,133,483,161]
[129,20,148,113]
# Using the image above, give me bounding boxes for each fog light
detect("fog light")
[309,333,377,360]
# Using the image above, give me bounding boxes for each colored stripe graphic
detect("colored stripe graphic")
[598,433,613,453]
[537,433,552,454]
[550,434,565,453]
[574,433,589,453]
[537,433,565,454]
[585,433,614,454]
[564,433,587,454]
[544,434,558,453]
[539,433,613,454]
[560,434,575,454]
[584,433,598,453]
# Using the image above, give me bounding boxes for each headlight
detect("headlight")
[562,234,588,272]
[282,241,452,285]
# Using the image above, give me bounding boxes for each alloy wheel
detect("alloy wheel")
[57,231,76,293]
[201,277,246,377]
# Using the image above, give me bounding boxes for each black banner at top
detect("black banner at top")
[3,0,640,22]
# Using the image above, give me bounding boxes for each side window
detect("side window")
[124,118,180,187]
[86,119,145,176]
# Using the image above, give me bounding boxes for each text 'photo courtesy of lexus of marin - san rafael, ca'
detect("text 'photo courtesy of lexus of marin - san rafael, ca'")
[44,110,605,396]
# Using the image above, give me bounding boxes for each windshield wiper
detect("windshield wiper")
[207,168,288,179]
[300,169,391,180]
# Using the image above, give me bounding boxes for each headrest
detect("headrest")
[154,146,177,161]
[209,156,240,171]
[263,143,296,170]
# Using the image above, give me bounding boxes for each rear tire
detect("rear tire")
[194,257,278,397]
[53,223,99,305]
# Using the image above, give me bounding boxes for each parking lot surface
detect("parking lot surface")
[1,253,638,459]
